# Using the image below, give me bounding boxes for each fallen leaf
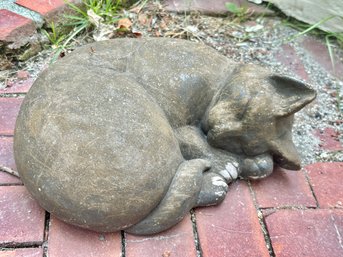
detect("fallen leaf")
[132,31,142,38]
[0,59,13,71]
[159,20,167,30]
[138,13,148,25]
[117,18,132,29]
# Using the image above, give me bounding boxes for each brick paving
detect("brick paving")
[0,186,45,246]
[196,181,270,257]
[265,209,343,257]
[250,168,317,209]
[48,217,122,257]
[0,9,36,43]
[0,98,23,136]
[126,215,196,257]
[1,1,343,257]
[306,163,343,208]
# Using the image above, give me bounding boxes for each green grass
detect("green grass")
[283,15,343,62]
[43,0,125,62]
[42,22,66,49]
[283,15,343,69]
[284,16,343,48]
[225,2,252,23]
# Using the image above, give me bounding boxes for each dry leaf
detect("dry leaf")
[132,31,142,38]
[159,20,167,30]
[138,13,148,25]
[117,18,132,29]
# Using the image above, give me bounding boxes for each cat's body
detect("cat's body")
[14,38,316,235]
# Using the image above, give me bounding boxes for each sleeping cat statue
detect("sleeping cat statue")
[14,38,316,235]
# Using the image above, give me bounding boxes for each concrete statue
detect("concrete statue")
[14,38,316,235]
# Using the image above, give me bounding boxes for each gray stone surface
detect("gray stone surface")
[267,0,343,33]
[14,38,316,234]
[163,0,272,15]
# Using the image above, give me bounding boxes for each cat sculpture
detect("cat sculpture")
[14,38,316,235]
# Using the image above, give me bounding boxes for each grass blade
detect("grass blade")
[287,15,335,41]
[325,35,335,70]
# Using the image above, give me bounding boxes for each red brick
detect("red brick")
[16,70,30,81]
[302,37,343,79]
[250,167,316,208]
[265,209,343,257]
[305,162,343,208]
[0,137,22,185]
[0,248,43,257]
[0,78,33,94]
[15,0,81,22]
[275,44,309,81]
[0,98,23,136]
[0,10,36,44]
[196,180,269,257]
[0,186,45,245]
[126,214,196,257]
[48,216,122,257]
[314,128,342,151]
[15,0,65,16]
[164,0,272,15]
[0,137,16,170]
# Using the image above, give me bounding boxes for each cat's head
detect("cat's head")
[202,64,316,170]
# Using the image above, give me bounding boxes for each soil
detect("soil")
[1,1,342,165]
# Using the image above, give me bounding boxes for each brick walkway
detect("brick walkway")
[1,1,343,257]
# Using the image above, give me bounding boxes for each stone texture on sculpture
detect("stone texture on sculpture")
[14,38,316,235]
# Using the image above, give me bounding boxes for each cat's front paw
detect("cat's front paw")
[240,154,273,179]
[196,172,228,207]
[218,162,240,183]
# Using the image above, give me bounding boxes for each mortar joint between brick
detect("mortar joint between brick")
[0,93,27,98]
[42,212,50,257]
[301,169,320,208]
[0,183,24,186]
[121,230,126,257]
[247,180,276,257]
[190,209,202,257]
[260,205,318,211]
[0,242,42,249]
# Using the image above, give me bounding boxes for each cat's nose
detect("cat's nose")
[274,154,301,170]
[272,143,301,170]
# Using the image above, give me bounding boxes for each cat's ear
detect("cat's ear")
[268,75,316,117]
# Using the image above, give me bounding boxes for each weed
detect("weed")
[285,16,341,44]
[225,2,252,23]
[42,22,66,49]
[65,0,122,27]
[45,0,125,62]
